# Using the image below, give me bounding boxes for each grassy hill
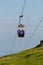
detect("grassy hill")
[0,41,43,65]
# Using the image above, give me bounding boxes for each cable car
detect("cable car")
[18,24,25,37]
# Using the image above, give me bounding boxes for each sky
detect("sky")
[0,0,43,56]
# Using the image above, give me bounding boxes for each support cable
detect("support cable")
[10,32,17,54]
[19,0,26,25]
[21,0,26,15]
[24,17,43,50]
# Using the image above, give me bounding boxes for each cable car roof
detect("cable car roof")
[18,24,24,27]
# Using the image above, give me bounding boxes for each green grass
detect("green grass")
[0,43,43,65]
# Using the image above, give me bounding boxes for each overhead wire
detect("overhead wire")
[19,0,26,24]
[24,17,43,50]
[21,0,26,15]
[10,32,17,54]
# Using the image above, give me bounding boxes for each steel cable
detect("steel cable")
[24,17,43,50]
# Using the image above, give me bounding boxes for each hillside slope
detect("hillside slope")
[0,42,43,65]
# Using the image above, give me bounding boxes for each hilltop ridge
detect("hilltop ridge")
[0,40,43,65]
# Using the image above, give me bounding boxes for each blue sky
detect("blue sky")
[0,0,43,56]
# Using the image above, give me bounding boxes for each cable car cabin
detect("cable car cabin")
[18,24,25,37]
